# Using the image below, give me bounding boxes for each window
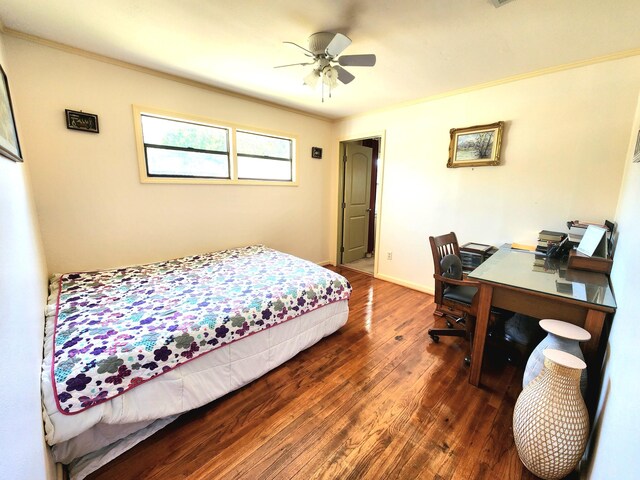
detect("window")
[237,130,293,181]
[141,114,230,179]
[134,106,297,185]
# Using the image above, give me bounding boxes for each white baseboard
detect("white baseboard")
[319,262,434,296]
[374,273,434,295]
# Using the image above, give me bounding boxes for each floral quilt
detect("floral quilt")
[50,245,351,414]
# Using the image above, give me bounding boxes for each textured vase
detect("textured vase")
[513,349,589,480]
[523,319,590,397]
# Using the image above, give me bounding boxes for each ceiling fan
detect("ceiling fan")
[275,32,376,101]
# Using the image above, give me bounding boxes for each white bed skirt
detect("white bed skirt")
[43,299,349,466]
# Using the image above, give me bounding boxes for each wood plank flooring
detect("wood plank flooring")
[87,267,539,480]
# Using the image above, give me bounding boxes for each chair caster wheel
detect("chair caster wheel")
[463,356,471,366]
[446,320,453,328]
[430,334,440,343]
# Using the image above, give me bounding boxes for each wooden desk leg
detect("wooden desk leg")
[582,309,605,363]
[469,283,493,387]
[583,309,606,414]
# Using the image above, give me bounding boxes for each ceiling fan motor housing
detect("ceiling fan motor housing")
[308,32,338,56]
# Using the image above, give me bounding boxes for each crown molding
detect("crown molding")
[3,28,333,123]
[337,47,640,122]
[6,27,639,125]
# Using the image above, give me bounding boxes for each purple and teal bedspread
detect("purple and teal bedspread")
[50,245,351,414]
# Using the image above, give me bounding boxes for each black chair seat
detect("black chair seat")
[443,285,478,304]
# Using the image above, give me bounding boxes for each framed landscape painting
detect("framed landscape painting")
[0,65,22,162]
[447,121,503,168]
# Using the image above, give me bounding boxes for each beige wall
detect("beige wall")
[585,92,640,478]
[5,36,337,274]
[335,56,640,292]
[0,32,54,479]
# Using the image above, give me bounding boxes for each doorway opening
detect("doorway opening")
[337,135,383,276]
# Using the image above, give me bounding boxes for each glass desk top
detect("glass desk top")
[468,246,616,309]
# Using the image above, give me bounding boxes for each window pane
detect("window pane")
[236,131,291,159]
[237,156,292,181]
[141,115,228,152]
[146,146,230,178]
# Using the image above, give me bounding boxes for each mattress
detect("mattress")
[41,245,351,471]
[47,300,349,464]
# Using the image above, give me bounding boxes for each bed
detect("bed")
[41,245,351,479]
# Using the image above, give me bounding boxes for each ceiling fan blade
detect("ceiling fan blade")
[274,62,315,69]
[283,41,314,57]
[325,33,352,58]
[335,66,355,85]
[338,54,376,67]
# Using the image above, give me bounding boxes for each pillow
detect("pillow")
[440,254,463,280]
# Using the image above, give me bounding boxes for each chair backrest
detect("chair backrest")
[429,232,461,304]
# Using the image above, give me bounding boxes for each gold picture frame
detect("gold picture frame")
[0,64,22,163]
[447,121,504,168]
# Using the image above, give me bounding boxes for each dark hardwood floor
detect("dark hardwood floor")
[87,267,538,480]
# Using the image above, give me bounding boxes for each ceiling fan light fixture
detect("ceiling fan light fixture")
[322,66,339,89]
[303,69,320,88]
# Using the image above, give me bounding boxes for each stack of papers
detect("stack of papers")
[577,225,608,258]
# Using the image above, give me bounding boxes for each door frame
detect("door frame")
[336,130,386,276]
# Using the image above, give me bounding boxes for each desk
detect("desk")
[467,247,616,396]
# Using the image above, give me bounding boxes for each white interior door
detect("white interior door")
[342,143,372,264]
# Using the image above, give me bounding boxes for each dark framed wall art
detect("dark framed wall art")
[65,109,99,133]
[0,65,22,162]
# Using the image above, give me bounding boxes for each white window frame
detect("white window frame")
[133,105,298,186]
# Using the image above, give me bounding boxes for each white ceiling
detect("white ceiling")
[1,0,639,119]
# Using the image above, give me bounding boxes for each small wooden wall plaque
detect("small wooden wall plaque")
[65,109,99,133]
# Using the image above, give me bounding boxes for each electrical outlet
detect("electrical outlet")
[387,252,393,260]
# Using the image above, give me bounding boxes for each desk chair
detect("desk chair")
[429,232,480,363]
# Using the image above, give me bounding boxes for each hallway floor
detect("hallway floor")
[342,255,374,275]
